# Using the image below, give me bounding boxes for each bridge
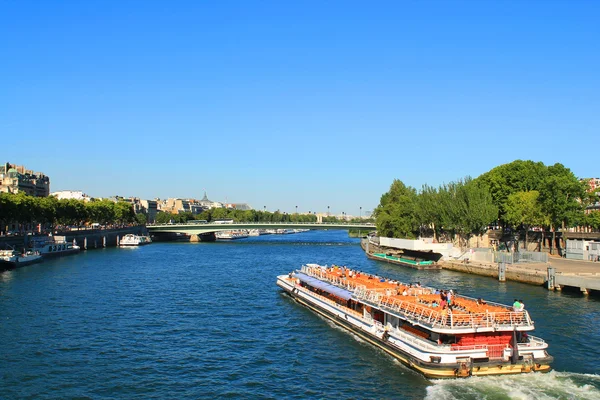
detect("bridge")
[147,221,376,235]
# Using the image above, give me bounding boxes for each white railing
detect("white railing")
[299,265,534,330]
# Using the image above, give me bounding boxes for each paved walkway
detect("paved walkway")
[511,257,600,275]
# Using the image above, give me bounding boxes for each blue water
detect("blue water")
[0,230,599,399]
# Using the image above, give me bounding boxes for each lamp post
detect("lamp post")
[360,206,362,219]
[295,205,298,214]
[264,205,266,212]
[327,205,330,217]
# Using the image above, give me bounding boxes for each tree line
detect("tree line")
[0,192,138,232]
[155,208,374,224]
[374,160,599,249]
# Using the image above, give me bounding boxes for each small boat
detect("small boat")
[119,234,152,246]
[0,249,44,269]
[30,236,81,258]
[277,264,553,379]
[216,231,249,240]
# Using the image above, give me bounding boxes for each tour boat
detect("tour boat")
[0,249,43,269]
[277,264,553,379]
[119,234,152,246]
[30,236,81,257]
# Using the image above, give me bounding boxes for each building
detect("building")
[198,192,223,209]
[225,203,253,211]
[159,198,192,214]
[0,162,50,197]
[51,190,92,201]
[585,178,600,192]
[139,200,158,223]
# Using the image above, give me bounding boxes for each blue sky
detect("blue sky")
[1,1,598,215]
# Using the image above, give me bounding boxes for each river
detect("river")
[0,230,598,399]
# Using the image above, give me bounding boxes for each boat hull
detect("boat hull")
[366,251,442,270]
[0,255,44,270]
[278,277,552,379]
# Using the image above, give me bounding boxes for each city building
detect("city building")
[51,190,92,201]
[198,192,223,209]
[584,178,600,192]
[225,203,253,211]
[159,198,191,214]
[140,199,158,223]
[0,162,50,197]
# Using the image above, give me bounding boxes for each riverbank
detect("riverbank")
[0,226,148,251]
[361,237,600,294]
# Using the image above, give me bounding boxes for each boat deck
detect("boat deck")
[299,264,533,331]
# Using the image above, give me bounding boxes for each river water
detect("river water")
[0,230,599,399]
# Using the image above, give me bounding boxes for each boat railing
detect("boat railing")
[354,288,534,330]
[518,334,546,348]
[299,265,534,330]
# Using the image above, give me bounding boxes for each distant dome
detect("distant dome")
[7,168,18,177]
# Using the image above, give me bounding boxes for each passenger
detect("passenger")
[518,299,525,311]
[440,298,447,309]
[402,289,408,296]
[512,299,521,312]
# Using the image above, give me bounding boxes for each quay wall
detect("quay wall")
[440,260,547,286]
[0,226,148,251]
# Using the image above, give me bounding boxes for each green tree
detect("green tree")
[155,212,174,224]
[135,213,147,225]
[538,163,586,254]
[504,190,546,249]
[584,211,600,230]
[374,179,418,238]
[476,160,547,224]
[114,201,136,224]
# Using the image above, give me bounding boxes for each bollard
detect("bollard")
[498,262,506,282]
[547,267,556,290]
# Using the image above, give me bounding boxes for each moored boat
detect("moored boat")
[216,230,249,240]
[277,264,553,379]
[367,252,441,270]
[29,236,81,258]
[0,249,43,269]
[119,234,152,246]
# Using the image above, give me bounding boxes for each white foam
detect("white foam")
[425,371,600,400]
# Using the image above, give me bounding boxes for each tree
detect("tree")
[504,190,546,249]
[476,160,547,225]
[417,184,442,240]
[374,179,419,238]
[538,163,586,254]
[135,213,147,225]
[114,201,136,224]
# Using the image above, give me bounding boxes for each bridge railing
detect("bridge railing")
[148,221,376,227]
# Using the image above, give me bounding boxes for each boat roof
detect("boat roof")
[298,264,535,334]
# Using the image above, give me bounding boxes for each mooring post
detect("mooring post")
[498,262,506,282]
[547,267,556,290]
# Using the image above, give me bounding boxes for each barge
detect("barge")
[367,252,441,270]
[277,264,553,378]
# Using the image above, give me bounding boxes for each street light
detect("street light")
[327,205,330,216]
[264,205,266,212]
[360,206,362,219]
[295,205,298,214]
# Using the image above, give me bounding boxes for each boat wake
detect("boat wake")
[425,370,600,400]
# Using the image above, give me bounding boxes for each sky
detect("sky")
[1,1,598,215]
